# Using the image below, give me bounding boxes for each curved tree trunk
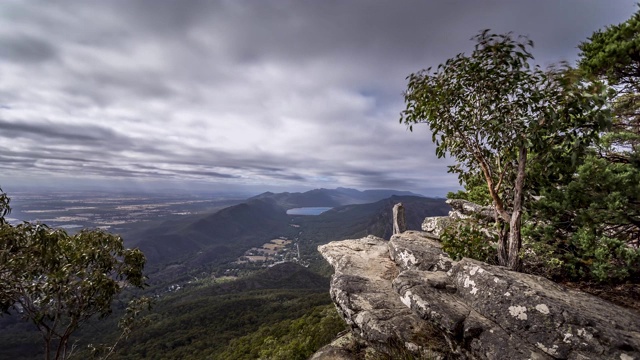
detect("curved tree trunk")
[497,220,508,266]
[507,146,527,271]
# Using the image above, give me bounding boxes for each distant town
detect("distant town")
[5,191,245,236]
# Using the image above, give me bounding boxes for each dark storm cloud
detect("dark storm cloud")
[0,147,103,165]
[0,34,57,64]
[0,155,35,166]
[0,119,131,145]
[0,0,636,193]
[160,168,238,179]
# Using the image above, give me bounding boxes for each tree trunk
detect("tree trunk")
[39,327,52,360]
[497,220,508,266]
[507,145,527,271]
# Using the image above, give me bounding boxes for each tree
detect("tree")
[577,7,640,276]
[523,8,640,282]
[0,188,147,360]
[579,6,640,163]
[400,30,608,270]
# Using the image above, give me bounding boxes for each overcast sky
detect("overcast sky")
[0,1,636,196]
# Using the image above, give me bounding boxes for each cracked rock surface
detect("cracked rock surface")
[317,236,447,357]
[317,232,640,360]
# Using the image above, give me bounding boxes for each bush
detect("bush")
[440,218,496,264]
[522,217,640,282]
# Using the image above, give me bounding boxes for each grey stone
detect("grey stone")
[393,269,552,359]
[320,233,640,360]
[450,258,640,360]
[421,216,451,237]
[446,199,495,222]
[309,331,361,360]
[388,231,454,272]
[393,202,406,235]
[318,236,447,357]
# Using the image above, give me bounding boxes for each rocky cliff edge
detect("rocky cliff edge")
[312,201,640,360]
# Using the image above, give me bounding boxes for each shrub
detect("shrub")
[440,218,496,264]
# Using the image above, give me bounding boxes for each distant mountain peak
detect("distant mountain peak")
[248,188,423,209]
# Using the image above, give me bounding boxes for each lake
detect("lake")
[286,207,333,215]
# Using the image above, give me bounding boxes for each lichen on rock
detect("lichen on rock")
[316,231,640,360]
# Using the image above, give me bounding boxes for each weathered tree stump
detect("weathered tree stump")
[393,203,406,235]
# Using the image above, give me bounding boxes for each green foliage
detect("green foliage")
[440,219,496,264]
[519,234,566,281]
[402,31,548,191]
[110,290,333,360]
[446,174,492,206]
[88,296,154,360]
[518,8,640,283]
[54,263,334,360]
[400,30,609,269]
[0,188,147,360]
[579,6,640,88]
[217,305,346,360]
[526,155,640,282]
[579,6,640,163]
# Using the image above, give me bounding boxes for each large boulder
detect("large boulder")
[318,236,448,357]
[449,258,640,360]
[389,230,454,272]
[421,216,451,237]
[309,331,366,360]
[319,232,640,360]
[393,269,551,359]
[446,199,495,222]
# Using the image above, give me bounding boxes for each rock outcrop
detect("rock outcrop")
[445,199,495,221]
[316,228,640,360]
[421,199,497,237]
[317,236,449,358]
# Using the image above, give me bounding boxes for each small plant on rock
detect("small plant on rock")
[440,218,497,264]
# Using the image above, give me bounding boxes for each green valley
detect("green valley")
[0,188,449,359]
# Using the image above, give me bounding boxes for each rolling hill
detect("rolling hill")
[128,189,448,283]
[249,187,423,208]
[0,189,450,359]
[292,195,450,262]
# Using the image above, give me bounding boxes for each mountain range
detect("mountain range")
[128,188,448,282]
[249,187,423,208]
[0,187,451,359]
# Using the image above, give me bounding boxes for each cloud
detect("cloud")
[0,34,57,64]
[0,0,636,194]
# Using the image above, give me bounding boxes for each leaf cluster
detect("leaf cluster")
[401,30,609,213]
[0,188,147,359]
[518,8,640,283]
[579,7,640,90]
[440,218,496,264]
[526,155,640,282]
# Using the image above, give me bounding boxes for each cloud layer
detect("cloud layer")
[0,0,635,195]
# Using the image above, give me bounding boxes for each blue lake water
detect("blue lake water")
[286,207,333,215]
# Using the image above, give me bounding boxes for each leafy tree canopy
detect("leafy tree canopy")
[579,7,640,163]
[400,30,609,270]
[523,8,640,283]
[0,188,147,360]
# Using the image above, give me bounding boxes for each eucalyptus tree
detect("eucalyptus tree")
[0,188,147,360]
[400,30,609,270]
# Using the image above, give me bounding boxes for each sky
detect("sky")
[0,0,636,196]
